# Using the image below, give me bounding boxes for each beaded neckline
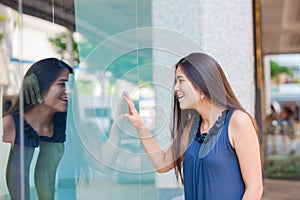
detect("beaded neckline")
[194,110,228,144]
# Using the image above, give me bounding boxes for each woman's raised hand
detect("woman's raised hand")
[123,92,146,130]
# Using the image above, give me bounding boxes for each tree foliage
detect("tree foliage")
[270,60,293,78]
[49,33,79,65]
[0,13,6,41]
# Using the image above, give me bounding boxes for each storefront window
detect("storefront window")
[0,1,203,199]
[264,54,300,180]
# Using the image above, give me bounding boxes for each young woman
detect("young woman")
[123,52,263,200]
[2,58,73,200]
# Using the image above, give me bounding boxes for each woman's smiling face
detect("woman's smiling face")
[42,69,70,112]
[174,66,201,110]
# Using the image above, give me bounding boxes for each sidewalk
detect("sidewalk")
[262,178,300,200]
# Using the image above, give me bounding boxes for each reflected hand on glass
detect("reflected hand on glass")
[110,92,133,139]
[23,73,43,104]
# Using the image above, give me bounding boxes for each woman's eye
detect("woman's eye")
[58,82,65,87]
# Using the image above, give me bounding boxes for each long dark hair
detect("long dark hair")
[171,52,260,183]
[8,58,73,114]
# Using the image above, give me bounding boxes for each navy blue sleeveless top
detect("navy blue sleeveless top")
[12,112,67,147]
[183,110,245,200]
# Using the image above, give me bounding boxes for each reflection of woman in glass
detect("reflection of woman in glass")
[266,102,281,154]
[280,106,296,155]
[123,53,263,199]
[2,58,73,200]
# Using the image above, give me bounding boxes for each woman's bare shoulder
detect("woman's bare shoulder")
[230,109,253,125]
[3,114,14,125]
[229,110,257,146]
[2,114,16,143]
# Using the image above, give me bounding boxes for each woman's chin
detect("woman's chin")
[179,104,187,110]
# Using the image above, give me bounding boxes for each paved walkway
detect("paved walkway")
[262,179,300,200]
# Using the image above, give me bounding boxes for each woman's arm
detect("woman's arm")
[123,92,182,173]
[2,115,16,145]
[229,110,263,200]
[97,116,123,172]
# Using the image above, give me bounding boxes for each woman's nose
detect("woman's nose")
[174,82,179,92]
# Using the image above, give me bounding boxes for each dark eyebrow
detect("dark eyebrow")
[176,75,184,79]
[58,78,68,82]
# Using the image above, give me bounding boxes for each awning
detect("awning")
[0,0,75,31]
[1,0,299,55]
